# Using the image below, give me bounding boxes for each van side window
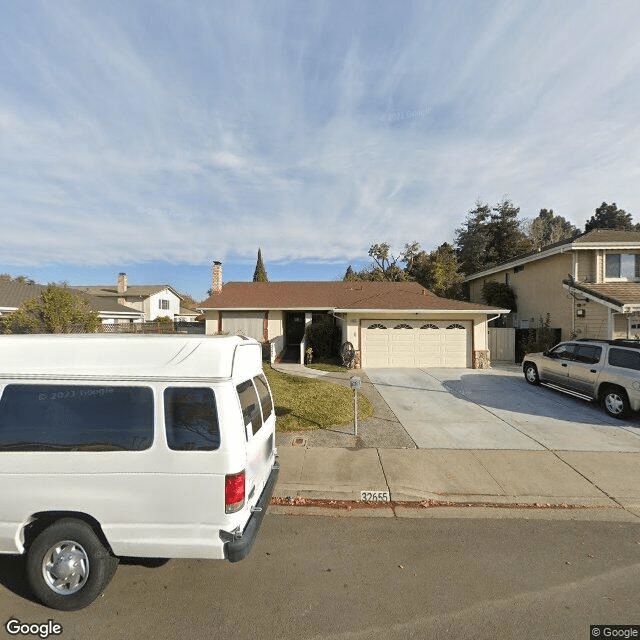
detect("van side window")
[253,374,273,421]
[0,384,153,451]
[164,387,220,451]
[236,379,262,436]
[608,348,640,371]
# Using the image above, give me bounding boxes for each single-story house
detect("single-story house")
[464,229,640,342]
[75,273,184,322]
[198,262,508,368]
[0,280,144,325]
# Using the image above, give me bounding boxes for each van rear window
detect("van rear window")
[0,384,153,451]
[164,387,220,451]
[236,379,262,436]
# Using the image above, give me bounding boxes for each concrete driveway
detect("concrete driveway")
[366,365,640,452]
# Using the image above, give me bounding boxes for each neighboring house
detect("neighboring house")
[175,304,201,322]
[198,262,508,368]
[0,280,144,325]
[76,273,184,322]
[464,229,640,341]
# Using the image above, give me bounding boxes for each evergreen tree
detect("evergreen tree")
[486,198,533,265]
[343,265,357,281]
[585,202,634,231]
[252,248,269,282]
[454,201,493,275]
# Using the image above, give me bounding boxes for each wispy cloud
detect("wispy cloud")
[1,0,640,271]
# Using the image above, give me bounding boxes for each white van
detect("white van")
[0,334,279,610]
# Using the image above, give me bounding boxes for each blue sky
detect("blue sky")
[2,1,640,301]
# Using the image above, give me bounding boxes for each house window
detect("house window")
[159,299,170,310]
[605,253,638,280]
[513,265,525,273]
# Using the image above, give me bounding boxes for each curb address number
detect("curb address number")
[361,491,390,502]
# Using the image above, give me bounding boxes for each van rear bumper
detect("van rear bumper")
[220,460,280,563]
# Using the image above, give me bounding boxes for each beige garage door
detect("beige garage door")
[361,320,471,368]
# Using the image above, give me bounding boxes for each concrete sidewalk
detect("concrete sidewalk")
[273,446,640,519]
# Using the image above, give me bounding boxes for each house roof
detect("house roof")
[465,229,640,281]
[0,281,143,317]
[199,281,505,313]
[564,280,640,312]
[572,229,640,245]
[75,284,183,300]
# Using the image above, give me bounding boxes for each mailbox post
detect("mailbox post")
[350,376,362,436]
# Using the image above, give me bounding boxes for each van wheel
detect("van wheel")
[26,518,118,611]
[602,386,630,419]
[523,363,540,385]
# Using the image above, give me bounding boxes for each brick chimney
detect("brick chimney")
[212,261,223,294]
[117,272,128,294]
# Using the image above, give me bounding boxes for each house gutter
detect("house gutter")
[331,308,509,315]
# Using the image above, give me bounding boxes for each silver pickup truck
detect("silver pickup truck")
[522,339,640,419]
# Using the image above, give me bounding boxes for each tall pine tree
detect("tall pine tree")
[253,248,269,282]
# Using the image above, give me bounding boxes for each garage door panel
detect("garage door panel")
[363,320,471,368]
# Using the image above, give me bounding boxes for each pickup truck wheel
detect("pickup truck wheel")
[26,518,118,611]
[602,386,630,419]
[523,363,540,385]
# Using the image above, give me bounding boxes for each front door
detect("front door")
[285,312,306,346]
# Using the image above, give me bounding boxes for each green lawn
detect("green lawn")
[264,366,374,432]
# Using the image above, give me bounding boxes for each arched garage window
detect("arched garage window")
[367,323,387,329]
[446,324,466,330]
[394,324,412,329]
[420,324,438,330]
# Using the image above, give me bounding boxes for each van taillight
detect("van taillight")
[225,471,245,513]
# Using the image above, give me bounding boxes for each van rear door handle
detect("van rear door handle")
[561,363,568,367]
[590,369,597,373]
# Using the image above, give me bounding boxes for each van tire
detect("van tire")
[601,385,630,419]
[26,518,118,611]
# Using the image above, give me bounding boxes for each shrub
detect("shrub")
[523,313,557,355]
[481,281,517,312]
[305,323,341,360]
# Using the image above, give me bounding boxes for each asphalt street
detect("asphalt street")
[1,513,639,640]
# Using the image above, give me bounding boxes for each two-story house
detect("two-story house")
[465,229,640,341]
